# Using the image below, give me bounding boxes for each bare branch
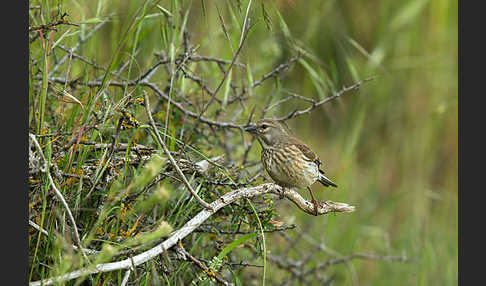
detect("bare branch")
[28,220,99,256]
[177,242,233,286]
[251,54,300,89]
[184,0,253,133]
[49,15,113,76]
[29,134,88,261]
[29,183,354,286]
[29,13,79,32]
[46,77,243,129]
[276,77,376,121]
[28,220,49,236]
[188,55,246,68]
[302,252,412,277]
[120,269,131,286]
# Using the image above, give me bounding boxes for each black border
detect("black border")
[459,1,483,285]
[7,0,29,284]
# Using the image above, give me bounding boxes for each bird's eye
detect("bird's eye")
[261,124,268,130]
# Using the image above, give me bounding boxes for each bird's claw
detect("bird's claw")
[311,199,323,216]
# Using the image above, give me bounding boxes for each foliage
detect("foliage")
[29,0,457,285]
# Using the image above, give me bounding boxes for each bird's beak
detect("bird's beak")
[244,123,257,133]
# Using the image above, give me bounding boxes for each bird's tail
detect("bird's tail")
[318,171,338,188]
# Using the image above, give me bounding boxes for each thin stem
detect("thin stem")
[247,199,266,286]
[29,134,88,262]
[143,92,213,210]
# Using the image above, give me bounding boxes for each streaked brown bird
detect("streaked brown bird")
[244,118,337,215]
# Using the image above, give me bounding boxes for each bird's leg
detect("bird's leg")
[307,186,321,216]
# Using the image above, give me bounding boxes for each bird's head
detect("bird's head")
[244,118,288,148]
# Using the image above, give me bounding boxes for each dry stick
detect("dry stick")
[251,54,300,89]
[46,76,374,129]
[29,220,99,256]
[72,142,154,152]
[177,243,233,286]
[225,54,301,106]
[29,220,49,236]
[276,77,376,121]
[163,51,193,142]
[29,17,79,32]
[47,77,242,128]
[120,269,131,286]
[29,183,355,286]
[195,224,296,235]
[189,55,246,68]
[49,15,112,76]
[302,253,412,277]
[29,134,89,262]
[143,92,213,210]
[178,0,253,157]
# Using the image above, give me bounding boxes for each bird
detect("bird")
[244,118,337,215]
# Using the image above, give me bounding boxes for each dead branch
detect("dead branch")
[29,134,88,262]
[176,242,233,286]
[29,183,355,286]
[276,77,376,121]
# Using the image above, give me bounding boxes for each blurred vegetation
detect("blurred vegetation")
[29,0,457,285]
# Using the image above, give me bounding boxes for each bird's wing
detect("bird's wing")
[289,138,323,167]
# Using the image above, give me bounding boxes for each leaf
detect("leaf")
[217,233,258,260]
[246,62,254,97]
[77,17,104,24]
[62,90,84,108]
[156,4,173,17]
[298,58,327,99]
[261,2,272,32]
[391,0,430,31]
[275,9,291,39]
[222,69,232,110]
[51,29,80,50]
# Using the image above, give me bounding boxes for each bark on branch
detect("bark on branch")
[29,183,355,286]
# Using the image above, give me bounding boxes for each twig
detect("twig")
[29,134,88,261]
[143,92,213,210]
[189,55,246,68]
[195,224,296,235]
[29,183,355,286]
[49,15,112,77]
[120,269,131,286]
[56,44,110,72]
[302,253,412,277]
[173,0,254,167]
[276,77,376,121]
[72,142,154,152]
[251,54,300,89]
[28,220,49,236]
[46,77,243,129]
[193,0,252,120]
[177,242,233,286]
[29,13,79,32]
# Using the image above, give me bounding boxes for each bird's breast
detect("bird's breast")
[261,147,319,188]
